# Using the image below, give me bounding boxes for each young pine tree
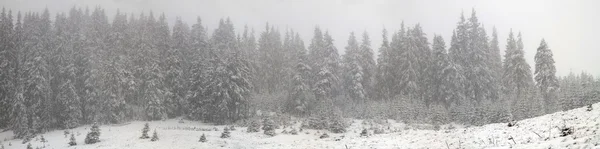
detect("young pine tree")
[199,134,207,142]
[220,127,231,138]
[84,123,101,144]
[140,123,150,139]
[247,119,261,133]
[150,130,159,141]
[40,135,47,145]
[68,134,77,146]
[262,117,276,136]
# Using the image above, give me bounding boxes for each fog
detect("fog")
[4,0,599,76]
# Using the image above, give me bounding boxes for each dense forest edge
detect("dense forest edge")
[0,6,598,140]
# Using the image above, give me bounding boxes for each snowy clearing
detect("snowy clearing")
[2,103,600,149]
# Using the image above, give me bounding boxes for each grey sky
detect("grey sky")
[3,0,598,77]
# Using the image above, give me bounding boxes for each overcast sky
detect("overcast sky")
[4,0,599,77]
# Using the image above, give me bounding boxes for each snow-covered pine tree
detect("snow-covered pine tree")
[190,17,209,59]
[262,117,276,136]
[154,13,182,119]
[72,7,97,124]
[408,24,432,106]
[466,10,496,104]
[199,133,207,142]
[6,11,23,133]
[326,32,342,97]
[170,17,191,116]
[145,65,167,121]
[12,90,29,139]
[374,28,393,100]
[98,10,128,124]
[313,56,335,105]
[534,39,559,113]
[51,11,80,129]
[150,130,159,141]
[241,26,259,93]
[257,23,285,93]
[186,17,210,121]
[448,13,468,99]
[448,12,472,123]
[69,134,77,146]
[283,29,295,81]
[503,31,534,119]
[286,33,312,116]
[393,24,429,106]
[308,27,325,74]
[202,18,252,124]
[0,8,15,129]
[484,27,506,122]
[221,126,231,138]
[388,22,408,97]
[431,35,462,108]
[19,10,51,135]
[37,8,59,132]
[463,10,497,124]
[431,35,447,105]
[79,7,110,124]
[247,119,261,133]
[8,17,24,136]
[84,123,100,144]
[327,109,347,133]
[40,135,46,144]
[488,27,503,97]
[140,123,150,139]
[358,32,375,99]
[52,10,87,129]
[58,80,81,129]
[342,32,366,103]
[446,10,499,124]
[313,31,340,102]
[136,12,167,121]
[48,12,66,132]
[307,27,332,99]
[123,11,144,120]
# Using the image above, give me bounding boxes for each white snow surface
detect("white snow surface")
[2,103,600,149]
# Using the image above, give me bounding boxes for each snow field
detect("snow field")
[1,103,600,149]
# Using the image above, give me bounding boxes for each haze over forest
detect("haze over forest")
[3,0,599,77]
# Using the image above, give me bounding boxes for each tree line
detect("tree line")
[0,7,598,139]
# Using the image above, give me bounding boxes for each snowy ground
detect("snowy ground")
[2,103,600,149]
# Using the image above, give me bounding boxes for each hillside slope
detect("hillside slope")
[1,103,599,149]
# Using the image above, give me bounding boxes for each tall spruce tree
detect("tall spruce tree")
[202,18,252,124]
[102,10,128,124]
[358,32,375,99]
[489,27,502,91]
[466,10,495,103]
[534,39,559,113]
[313,31,340,101]
[257,23,285,93]
[0,8,15,129]
[375,28,393,100]
[54,12,83,128]
[503,30,534,119]
[342,32,366,103]
[286,33,311,116]
[431,35,462,108]
[170,17,191,116]
[186,17,209,120]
